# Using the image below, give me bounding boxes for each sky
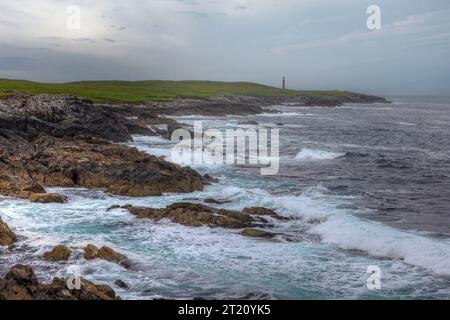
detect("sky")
[0,0,449,95]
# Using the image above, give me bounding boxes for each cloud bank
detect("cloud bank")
[0,0,449,95]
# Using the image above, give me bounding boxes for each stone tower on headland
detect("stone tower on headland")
[282,76,286,90]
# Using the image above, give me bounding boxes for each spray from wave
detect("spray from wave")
[295,148,345,161]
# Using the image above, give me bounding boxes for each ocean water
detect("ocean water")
[1,96,450,299]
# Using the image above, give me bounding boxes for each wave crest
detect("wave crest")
[295,148,345,161]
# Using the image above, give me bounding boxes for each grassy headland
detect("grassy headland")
[0,79,353,104]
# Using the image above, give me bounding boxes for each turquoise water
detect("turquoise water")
[1,100,450,299]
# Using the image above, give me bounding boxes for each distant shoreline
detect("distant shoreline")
[0,79,389,108]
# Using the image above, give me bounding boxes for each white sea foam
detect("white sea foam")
[139,146,173,158]
[260,185,450,276]
[131,135,172,144]
[295,148,345,160]
[231,184,450,276]
[129,135,174,158]
[309,214,450,275]
[396,121,416,126]
[126,134,450,277]
[256,112,309,117]
[168,114,218,120]
[3,126,449,298]
[1,182,449,298]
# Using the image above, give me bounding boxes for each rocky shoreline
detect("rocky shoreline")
[99,92,389,117]
[0,91,388,300]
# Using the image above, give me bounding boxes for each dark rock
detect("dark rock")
[0,134,211,199]
[0,94,212,200]
[114,203,275,230]
[241,229,276,239]
[83,244,98,260]
[114,280,129,289]
[0,218,16,246]
[107,205,122,211]
[203,174,219,183]
[0,264,119,300]
[43,245,72,261]
[238,120,259,125]
[29,193,68,204]
[84,244,131,269]
[0,93,148,142]
[203,198,232,205]
[21,182,46,194]
[144,94,389,116]
[149,96,267,117]
[243,207,289,220]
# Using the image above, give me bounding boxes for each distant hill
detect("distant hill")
[0,79,358,104]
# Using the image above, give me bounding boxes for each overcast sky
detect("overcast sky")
[0,0,449,95]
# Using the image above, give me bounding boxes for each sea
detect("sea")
[1,96,450,299]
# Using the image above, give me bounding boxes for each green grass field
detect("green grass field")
[0,79,350,104]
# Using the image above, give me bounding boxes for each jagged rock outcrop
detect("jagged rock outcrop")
[0,93,154,142]
[0,169,68,202]
[0,265,118,300]
[42,245,72,261]
[203,198,232,205]
[110,203,285,230]
[1,94,210,199]
[84,244,131,269]
[21,182,46,194]
[0,132,212,198]
[241,229,276,239]
[137,94,389,117]
[29,193,68,203]
[114,280,130,289]
[33,136,210,197]
[0,218,16,246]
[238,120,259,125]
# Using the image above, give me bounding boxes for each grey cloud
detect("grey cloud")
[175,0,199,5]
[176,11,208,18]
[72,38,96,44]
[0,0,449,95]
[40,36,65,42]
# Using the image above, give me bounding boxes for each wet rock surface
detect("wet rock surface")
[33,136,210,197]
[0,93,219,299]
[135,94,389,117]
[0,133,211,199]
[114,280,130,289]
[0,218,16,246]
[110,203,285,231]
[203,198,232,205]
[238,120,259,125]
[29,193,68,203]
[243,207,290,221]
[42,245,72,261]
[0,264,119,300]
[84,244,131,269]
[144,96,267,116]
[0,93,150,142]
[241,229,277,239]
[0,94,213,199]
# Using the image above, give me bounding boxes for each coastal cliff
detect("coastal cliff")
[0,94,213,201]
